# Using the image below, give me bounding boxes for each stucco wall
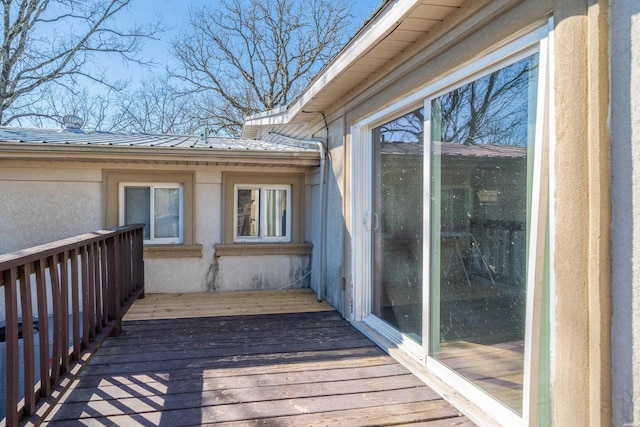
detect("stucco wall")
[610,1,640,425]
[323,116,347,312]
[0,161,317,295]
[212,255,311,291]
[0,162,103,253]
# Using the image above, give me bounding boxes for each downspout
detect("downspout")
[267,132,327,302]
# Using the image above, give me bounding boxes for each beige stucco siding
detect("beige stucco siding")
[212,255,311,292]
[0,162,103,253]
[0,160,318,294]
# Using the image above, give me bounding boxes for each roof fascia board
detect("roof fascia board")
[243,0,421,127]
[0,143,320,166]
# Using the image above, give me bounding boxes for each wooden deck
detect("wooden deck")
[37,290,473,426]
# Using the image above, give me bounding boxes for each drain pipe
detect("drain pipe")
[268,132,327,302]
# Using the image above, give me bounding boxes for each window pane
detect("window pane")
[237,189,259,237]
[124,187,150,240]
[264,189,287,237]
[154,188,180,239]
[372,107,424,343]
[430,54,539,414]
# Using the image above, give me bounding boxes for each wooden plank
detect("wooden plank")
[3,267,20,426]
[47,372,434,418]
[35,258,51,397]
[62,364,413,402]
[70,249,81,360]
[47,382,442,423]
[48,255,62,386]
[18,264,36,415]
[72,355,397,389]
[212,401,466,427]
[82,346,385,377]
[122,290,334,321]
[59,250,70,373]
[42,303,472,426]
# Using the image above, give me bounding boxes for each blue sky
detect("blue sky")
[106,0,382,86]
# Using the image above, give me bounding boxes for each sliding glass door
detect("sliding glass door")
[371,108,424,343]
[429,53,539,415]
[354,25,550,426]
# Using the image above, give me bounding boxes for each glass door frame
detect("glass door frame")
[351,21,553,427]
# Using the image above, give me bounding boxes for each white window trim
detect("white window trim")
[350,21,553,427]
[233,184,292,243]
[118,182,184,244]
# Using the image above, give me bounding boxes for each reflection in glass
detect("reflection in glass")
[154,188,180,238]
[237,188,259,237]
[372,107,424,343]
[430,54,538,413]
[125,187,151,240]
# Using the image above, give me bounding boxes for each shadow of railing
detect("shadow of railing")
[0,225,145,426]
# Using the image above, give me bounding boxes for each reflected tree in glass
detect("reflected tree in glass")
[430,54,539,414]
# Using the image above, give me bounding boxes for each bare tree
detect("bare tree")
[34,86,114,130]
[110,75,199,134]
[0,0,161,126]
[171,0,352,136]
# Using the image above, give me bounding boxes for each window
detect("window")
[119,183,184,244]
[234,185,291,242]
[216,172,309,256]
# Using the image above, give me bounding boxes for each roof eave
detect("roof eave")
[243,0,423,128]
[0,143,320,167]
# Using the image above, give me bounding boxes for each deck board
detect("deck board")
[122,289,335,321]
[41,290,472,426]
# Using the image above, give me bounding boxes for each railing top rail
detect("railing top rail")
[0,224,144,272]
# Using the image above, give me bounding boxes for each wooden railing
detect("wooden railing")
[0,225,144,426]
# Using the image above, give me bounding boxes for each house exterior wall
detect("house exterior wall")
[323,116,348,312]
[610,0,640,425]
[0,162,103,253]
[299,0,613,424]
[0,160,317,294]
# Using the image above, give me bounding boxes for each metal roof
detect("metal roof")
[0,127,321,167]
[0,127,317,152]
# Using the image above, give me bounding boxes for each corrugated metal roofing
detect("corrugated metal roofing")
[0,127,317,152]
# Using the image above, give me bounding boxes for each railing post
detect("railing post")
[134,227,145,298]
[106,236,117,322]
[81,245,90,349]
[100,240,109,327]
[18,264,36,416]
[59,251,70,374]
[48,255,62,386]
[3,268,19,427]
[34,259,51,397]
[70,249,81,360]
[112,234,122,335]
